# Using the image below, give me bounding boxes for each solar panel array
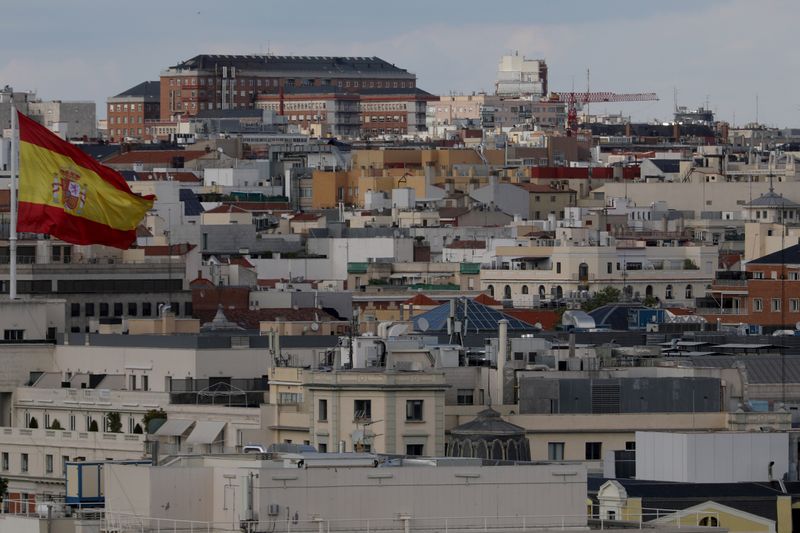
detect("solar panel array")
[413,298,535,333]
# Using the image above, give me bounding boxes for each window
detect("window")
[318,442,327,453]
[46,454,53,474]
[142,302,152,317]
[354,399,371,421]
[752,271,764,279]
[142,375,149,391]
[85,303,95,317]
[2,452,7,471]
[406,444,424,456]
[698,517,718,527]
[607,262,613,274]
[114,303,123,317]
[791,299,800,313]
[4,329,23,341]
[70,303,81,317]
[753,298,763,312]
[585,442,602,460]
[625,441,636,450]
[457,389,474,405]
[129,375,137,390]
[665,285,673,300]
[69,414,76,431]
[556,262,562,274]
[21,453,28,473]
[127,302,137,316]
[62,456,69,475]
[790,271,800,281]
[406,400,424,421]
[685,285,693,299]
[318,399,328,421]
[772,298,781,312]
[99,303,109,317]
[548,442,565,460]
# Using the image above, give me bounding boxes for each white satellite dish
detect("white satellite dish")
[533,322,543,331]
[417,317,430,332]
[310,322,320,332]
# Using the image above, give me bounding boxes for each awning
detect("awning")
[153,419,194,437]
[186,421,226,444]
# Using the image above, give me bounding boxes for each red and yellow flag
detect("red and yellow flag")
[17,111,155,249]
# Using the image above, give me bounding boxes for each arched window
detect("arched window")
[555,286,563,299]
[578,263,589,282]
[521,285,529,295]
[698,516,718,527]
[539,285,546,298]
[487,285,494,297]
[645,285,653,297]
[504,285,512,300]
[665,285,673,300]
[685,284,693,299]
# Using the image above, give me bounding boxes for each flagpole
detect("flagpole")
[9,108,18,300]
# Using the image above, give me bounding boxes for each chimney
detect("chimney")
[497,319,508,406]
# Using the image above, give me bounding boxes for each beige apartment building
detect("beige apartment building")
[263,367,447,456]
[481,232,718,307]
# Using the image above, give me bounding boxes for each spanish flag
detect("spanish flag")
[16,111,155,249]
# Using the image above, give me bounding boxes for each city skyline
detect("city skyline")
[1,0,797,127]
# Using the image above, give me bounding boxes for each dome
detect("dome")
[447,408,530,461]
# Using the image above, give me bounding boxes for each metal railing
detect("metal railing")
[103,508,723,533]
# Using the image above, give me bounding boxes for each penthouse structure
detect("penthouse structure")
[159,54,418,121]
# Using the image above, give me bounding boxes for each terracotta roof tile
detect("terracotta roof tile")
[403,294,439,306]
[291,213,324,221]
[142,243,195,256]
[474,293,501,306]
[205,204,249,214]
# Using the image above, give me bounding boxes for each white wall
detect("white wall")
[636,431,789,483]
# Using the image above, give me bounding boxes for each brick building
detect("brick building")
[107,81,161,142]
[704,244,800,328]
[159,54,418,121]
[255,86,434,138]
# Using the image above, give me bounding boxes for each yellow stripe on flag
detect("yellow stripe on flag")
[19,141,151,232]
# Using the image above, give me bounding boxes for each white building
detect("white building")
[635,430,789,483]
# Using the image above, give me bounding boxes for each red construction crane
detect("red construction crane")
[548,91,659,134]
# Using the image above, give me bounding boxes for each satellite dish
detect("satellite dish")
[533,322,543,331]
[417,317,430,332]
[795,321,800,330]
[310,322,320,332]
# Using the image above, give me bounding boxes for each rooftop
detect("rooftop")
[110,81,160,100]
[169,54,415,79]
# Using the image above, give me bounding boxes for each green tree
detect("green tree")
[106,412,122,433]
[28,417,38,429]
[642,295,659,308]
[49,419,63,430]
[141,409,168,434]
[581,286,621,312]
[88,420,99,432]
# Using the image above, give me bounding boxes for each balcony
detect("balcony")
[169,378,268,407]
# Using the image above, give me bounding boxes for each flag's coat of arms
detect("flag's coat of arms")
[52,167,87,214]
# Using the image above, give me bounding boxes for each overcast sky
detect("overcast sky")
[2,0,797,126]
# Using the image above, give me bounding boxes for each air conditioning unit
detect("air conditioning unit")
[267,504,280,516]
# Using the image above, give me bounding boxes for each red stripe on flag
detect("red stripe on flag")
[17,111,153,199]
[17,201,138,250]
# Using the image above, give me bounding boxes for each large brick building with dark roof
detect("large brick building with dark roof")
[107,81,161,142]
[159,54,419,122]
